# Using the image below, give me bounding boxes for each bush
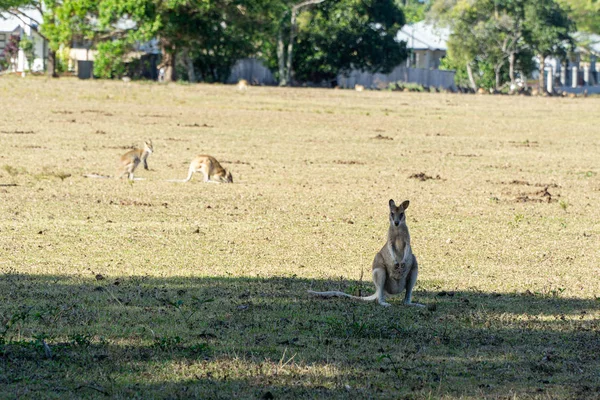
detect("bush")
[94,40,127,79]
[386,81,425,92]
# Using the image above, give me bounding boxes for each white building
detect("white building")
[396,20,450,70]
[0,9,47,73]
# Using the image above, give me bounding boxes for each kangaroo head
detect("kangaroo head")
[389,199,409,227]
[144,140,154,154]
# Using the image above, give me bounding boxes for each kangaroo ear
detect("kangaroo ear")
[401,200,410,210]
[389,199,396,209]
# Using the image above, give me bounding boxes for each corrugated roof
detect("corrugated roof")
[396,21,450,51]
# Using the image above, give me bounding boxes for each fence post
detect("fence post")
[572,67,578,88]
[583,66,590,86]
[560,67,566,86]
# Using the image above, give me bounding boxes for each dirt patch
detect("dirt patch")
[82,110,114,116]
[409,172,442,181]
[509,140,539,147]
[111,200,153,207]
[177,123,213,128]
[503,180,560,188]
[372,134,393,140]
[515,187,558,203]
[222,160,251,165]
[333,160,365,165]
[140,113,169,118]
[451,153,481,158]
[104,144,137,150]
[1,130,35,134]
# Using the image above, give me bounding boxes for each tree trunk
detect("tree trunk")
[285,8,297,86]
[466,62,477,91]
[538,54,545,93]
[277,29,286,86]
[509,52,515,87]
[47,49,58,78]
[285,0,327,86]
[495,65,502,91]
[159,38,176,82]
[185,50,196,83]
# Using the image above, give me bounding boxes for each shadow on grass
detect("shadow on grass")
[1,273,599,399]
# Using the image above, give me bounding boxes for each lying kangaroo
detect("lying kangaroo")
[309,199,424,307]
[116,140,154,180]
[237,79,248,91]
[168,155,233,183]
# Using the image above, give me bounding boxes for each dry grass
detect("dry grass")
[0,76,599,399]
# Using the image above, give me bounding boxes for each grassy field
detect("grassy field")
[0,77,599,399]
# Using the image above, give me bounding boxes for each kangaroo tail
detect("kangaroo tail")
[307,290,378,302]
[165,168,194,183]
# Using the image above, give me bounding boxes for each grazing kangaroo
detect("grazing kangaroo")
[308,199,424,307]
[169,155,233,183]
[117,140,153,180]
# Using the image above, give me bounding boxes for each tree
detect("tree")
[431,0,573,92]
[523,0,573,92]
[0,0,96,77]
[181,1,277,83]
[279,0,407,85]
[558,0,600,34]
[397,0,430,24]
[4,34,20,71]
[280,0,326,86]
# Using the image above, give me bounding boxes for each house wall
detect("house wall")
[0,32,8,55]
[414,50,446,69]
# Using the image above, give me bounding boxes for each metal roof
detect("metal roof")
[396,21,450,51]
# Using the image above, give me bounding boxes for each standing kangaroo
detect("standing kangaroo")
[117,140,153,180]
[309,199,424,307]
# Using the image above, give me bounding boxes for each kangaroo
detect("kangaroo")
[237,79,248,91]
[169,155,233,183]
[308,199,424,307]
[117,140,153,180]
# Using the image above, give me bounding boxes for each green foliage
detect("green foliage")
[290,0,407,84]
[431,0,572,89]
[398,0,430,24]
[19,36,35,71]
[558,0,600,34]
[523,0,574,59]
[439,52,471,87]
[93,40,127,79]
